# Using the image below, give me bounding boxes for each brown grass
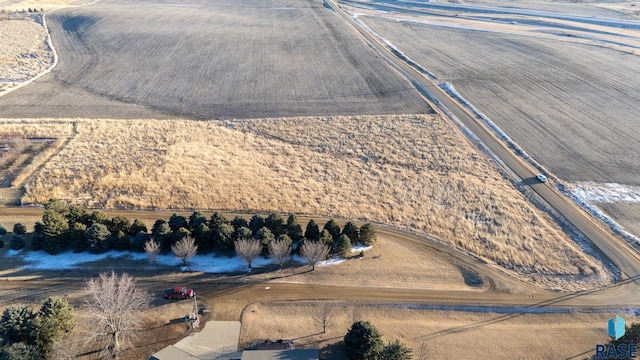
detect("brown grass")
[240,301,623,360]
[0,116,609,289]
[47,304,195,360]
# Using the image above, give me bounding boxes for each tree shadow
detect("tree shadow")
[319,340,347,360]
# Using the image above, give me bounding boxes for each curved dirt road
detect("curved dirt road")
[0,207,639,317]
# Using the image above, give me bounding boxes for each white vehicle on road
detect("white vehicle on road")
[535,174,548,183]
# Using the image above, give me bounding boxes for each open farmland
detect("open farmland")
[354,8,640,185]
[0,0,428,119]
[346,0,640,241]
[0,116,612,290]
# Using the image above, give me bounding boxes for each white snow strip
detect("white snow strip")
[351,244,373,252]
[352,14,438,79]
[317,256,346,266]
[19,250,271,272]
[561,183,640,247]
[438,82,550,175]
[15,248,363,272]
[573,183,640,204]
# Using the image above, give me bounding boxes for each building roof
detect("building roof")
[150,321,241,360]
[241,349,319,360]
[150,321,318,360]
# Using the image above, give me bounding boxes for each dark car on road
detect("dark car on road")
[164,287,195,299]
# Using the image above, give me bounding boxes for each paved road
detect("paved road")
[325,0,640,282]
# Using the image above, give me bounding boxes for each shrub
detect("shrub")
[334,234,352,258]
[265,213,285,236]
[168,213,188,232]
[87,223,111,254]
[130,232,151,253]
[10,235,25,250]
[323,219,341,241]
[380,340,413,360]
[111,230,130,251]
[304,219,319,240]
[129,219,147,235]
[342,221,359,245]
[359,223,377,246]
[344,321,384,360]
[189,212,208,230]
[230,216,248,230]
[12,223,27,235]
[69,222,88,253]
[0,223,7,236]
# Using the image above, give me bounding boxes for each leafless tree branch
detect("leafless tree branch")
[300,240,330,271]
[268,239,291,270]
[143,238,160,264]
[84,271,150,359]
[171,236,198,266]
[235,238,262,269]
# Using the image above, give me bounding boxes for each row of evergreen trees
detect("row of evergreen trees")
[20,199,376,257]
[0,297,75,359]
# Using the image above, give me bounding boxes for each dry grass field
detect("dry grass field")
[0,15,53,93]
[0,0,428,119]
[0,116,611,290]
[240,301,624,360]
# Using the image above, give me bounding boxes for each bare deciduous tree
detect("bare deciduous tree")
[234,238,262,269]
[171,236,198,266]
[314,303,335,334]
[268,238,291,270]
[300,240,330,271]
[143,239,160,264]
[84,272,150,359]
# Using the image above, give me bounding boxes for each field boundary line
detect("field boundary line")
[0,10,59,99]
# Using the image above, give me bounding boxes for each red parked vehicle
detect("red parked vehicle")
[163,287,195,299]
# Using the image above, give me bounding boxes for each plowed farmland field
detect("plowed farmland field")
[0,0,429,118]
[358,14,640,185]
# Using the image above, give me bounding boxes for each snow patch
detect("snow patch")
[14,248,363,272]
[438,82,549,175]
[573,182,640,204]
[561,183,640,248]
[351,244,373,252]
[317,256,346,266]
[6,249,23,256]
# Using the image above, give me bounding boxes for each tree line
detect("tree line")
[3,199,377,266]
